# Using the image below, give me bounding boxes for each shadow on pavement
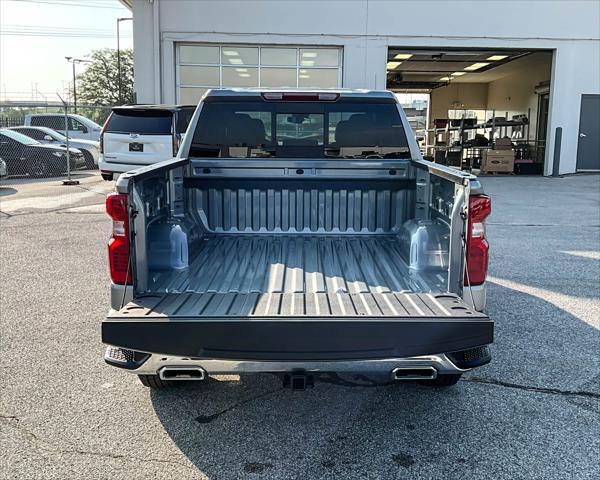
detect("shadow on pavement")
[149,282,599,479]
[0,186,17,197]
[0,171,98,186]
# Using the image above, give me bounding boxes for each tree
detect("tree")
[77,48,134,106]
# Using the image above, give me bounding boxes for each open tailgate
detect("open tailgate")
[103,292,492,360]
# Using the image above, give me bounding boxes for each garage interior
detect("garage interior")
[386,48,553,175]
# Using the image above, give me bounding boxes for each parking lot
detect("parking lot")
[1,172,599,480]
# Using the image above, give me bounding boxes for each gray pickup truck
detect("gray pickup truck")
[102,89,493,390]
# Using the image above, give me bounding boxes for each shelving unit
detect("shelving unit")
[421,109,540,172]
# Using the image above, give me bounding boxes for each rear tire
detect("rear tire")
[419,373,462,387]
[101,172,113,181]
[138,374,173,389]
[82,151,96,169]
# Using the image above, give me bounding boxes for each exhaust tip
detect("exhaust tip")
[391,367,437,381]
[158,366,206,381]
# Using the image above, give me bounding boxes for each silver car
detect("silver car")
[9,126,100,170]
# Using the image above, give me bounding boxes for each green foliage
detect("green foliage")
[77,48,134,106]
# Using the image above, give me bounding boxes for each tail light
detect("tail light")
[106,193,131,285]
[173,133,182,156]
[465,194,491,286]
[99,114,111,154]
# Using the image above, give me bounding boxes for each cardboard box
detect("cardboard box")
[481,149,515,173]
[494,138,513,150]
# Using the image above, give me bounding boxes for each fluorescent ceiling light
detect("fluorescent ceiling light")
[299,75,310,79]
[235,68,248,72]
[464,62,490,71]
[302,52,318,58]
[223,50,239,56]
[386,61,402,70]
[487,55,508,61]
[229,58,243,64]
[301,60,315,66]
[439,76,451,81]
[394,53,413,60]
[299,69,307,74]
[239,73,251,77]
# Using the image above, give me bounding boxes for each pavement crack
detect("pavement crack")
[464,376,600,399]
[196,386,283,424]
[0,414,193,469]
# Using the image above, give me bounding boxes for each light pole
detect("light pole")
[65,57,91,114]
[117,17,132,105]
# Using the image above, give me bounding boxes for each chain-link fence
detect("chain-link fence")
[0,103,111,181]
[0,103,112,129]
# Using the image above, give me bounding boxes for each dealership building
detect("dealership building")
[121,0,600,175]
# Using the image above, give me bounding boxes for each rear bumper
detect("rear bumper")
[102,316,493,361]
[99,155,173,174]
[98,156,147,174]
[105,349,471,376]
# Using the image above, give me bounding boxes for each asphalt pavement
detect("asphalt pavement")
[1,172,599,480]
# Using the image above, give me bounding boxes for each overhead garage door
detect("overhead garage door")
[176,44,343,104]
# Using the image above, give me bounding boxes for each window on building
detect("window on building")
[176,45,342,104]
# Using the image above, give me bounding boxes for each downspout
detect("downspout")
[152,0,161,103]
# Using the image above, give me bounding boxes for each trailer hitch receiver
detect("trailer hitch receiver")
[283,371,314,390]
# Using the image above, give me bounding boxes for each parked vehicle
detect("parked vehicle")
[0,158,7,179]
[9,126,99,169]
[24,113,102,142]
[0,128,85,178]
[102,90,493,390]
[98,104,195,181]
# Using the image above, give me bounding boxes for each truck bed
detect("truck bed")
[145,234,447,317]
[104,235,492,360]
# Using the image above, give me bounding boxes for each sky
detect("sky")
[0,0,133,102]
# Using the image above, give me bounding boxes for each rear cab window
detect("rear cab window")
[190,96,409,159]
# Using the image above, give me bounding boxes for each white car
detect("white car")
[24,113,102,142]
[98,105,195,181]
[9,126,100,169]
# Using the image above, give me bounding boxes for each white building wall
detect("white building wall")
[130,0,600,174]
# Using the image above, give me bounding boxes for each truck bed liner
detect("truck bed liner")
[149,234,446,297]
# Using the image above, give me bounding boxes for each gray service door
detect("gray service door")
[576,94,600,171]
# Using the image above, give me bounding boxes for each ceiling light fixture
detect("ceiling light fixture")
[451,71,466,77]
[223,50,239,56]
[387,61,402,70]
[302,52,318,58]
[464,62,490,71]
[239,73,251,77]
[439,76,451,81]
[394,53,413,60]
[487,55,508,61]
[229,58,243,64]
[302,60,315,66]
